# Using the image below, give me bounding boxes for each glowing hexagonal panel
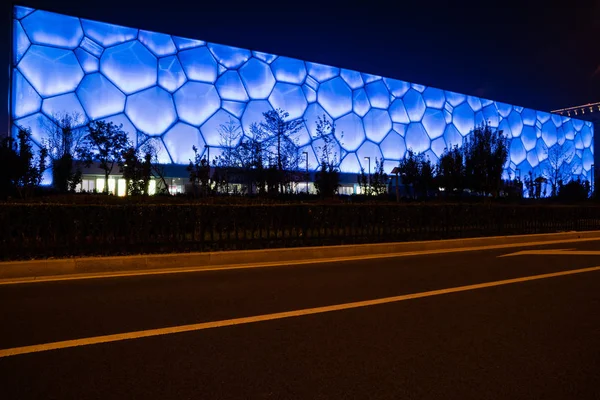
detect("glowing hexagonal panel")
[158,56,186,92]
[527,149,539,168]
[357,142,383,168]
[222,101,246,118]
[77,73,126,119]
[318,77,352,119]
[422,109,446,139]
[126,86,177,135]
[444,124,462,148]
[312,135,342,165]
[541,120,558,147]
[242,100,273,135]
[80,37,103,57]
[411,84,426,93]
[299,145,317,170]
[101,41,157,94]
[572,119,584,131]
[353,89,370,117]
[339,153,362,173]
[340,69,364,89]
[216,71,249,102]
[521,126,537,151]
[521,108,536,126]
[97,113,138,147]
[42,93,87,126]
[363,109,391,143]
[179,47,218,83]
[496,102,512,118]
[271,57,306,84]
[467,96,482,113]
[380,131,406,160]
[239,58,275,99]
[304,103,330,137]
[162,123,204,163]
[14,21,30,64]
[253,51,277,64]
[389,99,410,124]
[423,87,445,109]
[22,10,83,49]
[383,78,410,98]
[15,6,35,19]
[365,81,390,109]
[405,123,430,153]
[174,82,220,126]
[482,104,499,128]
[81,19,138,47]
[139,137,172,164]
[507,110,523,137]
[403,89,426,122]
[335,113,365,151]
[536,140,550,162]
[303,85,317,103]
[362,73,382,84]
[452,103,475,136]
[582,148,593,171]
[12,70,42,119]
[581,124,593,148]
[13,112,53,146]
[75,48,99,73]
[306,62,339,82]
[208,43,250,69]
[445,91,466,107]
[431,137,447,158]
[173,37,204,52]
[509,138,526,165]
[18,45,84,97]
[268,83,307,120]
[139,30,176,57]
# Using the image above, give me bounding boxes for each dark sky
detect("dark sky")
[2,0,599,133]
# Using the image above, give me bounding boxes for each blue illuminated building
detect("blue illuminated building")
[10,5,595,194]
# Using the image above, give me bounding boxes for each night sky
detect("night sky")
[2,0,599,133]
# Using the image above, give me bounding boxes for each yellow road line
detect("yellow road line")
[1,265,599,358]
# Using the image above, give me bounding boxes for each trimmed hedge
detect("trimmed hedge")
[1,203,600,260]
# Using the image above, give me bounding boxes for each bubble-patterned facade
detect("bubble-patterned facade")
[10,5,594,183]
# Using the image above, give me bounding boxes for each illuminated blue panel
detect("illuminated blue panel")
[252,51,277,64]
[527,149,539,168]
[422,109,446,139]
[541,120,557,147]
[482,103,499,128]
[271,57,306,84]
[299,145,317,170]
[498,118,512,139]
[507,110,523,137]
[581,124,593,148]
[383,78,410,98]
[218,64,227,76]
[563,120,575,140]
[445,91,466,107]
[335,113,365,151]
[380,131,406,159]
[551,114,564,128]
[353,89,370,117]
[452,103,475,136]
[423,87,445,109]
[444,124,462,148]
[222,101,246,118]
[312,135,341,164]
[241,100,273,135]
[173,36,205,50]
[509,138,526,165]
[318,77,352,119]
[357,142,383,168]
[405,123,430,153]
[365,81,390,109]
[12,70,42,119]
[467,96,482,112]
[139,30,176,56]
[14,21,30,64]
[389,99,410,124]
[75,48,99,73]
[537,140,551,163]
[339,153,362,173]
[101,41,156,94]
[208,43,250,69]
[158,56,186,92]
[557,126,566,145]
[288,124,310,147]
[393,123,407,137]
[77,73,126,119]
[403,89,426,122]
[431,137,446,158]
[179,47,218,83]
[521,126,537,151]
[216,71,249,101]
[362,73,381,84]
[304,103,329,137]
[239,58,275,99]
[126,86,177,135]
[140,137,172,164]
[98,113,138,147]
[174,82,220,126]
[21,10,83,49]
[575,133,584,150]
[13,112,52,146]
[268,83,307,120]
[305,75,318,91]
[42,93,87,126]
[80,37,103,57]
[200,110,240,146]
[15,6,35,19]
[340,69,364,89]
[363,109,391,143]
[583,148,593,171]
[474,111,485,127]
[444,109,452,124]
[302,85,317,103]
[18,45,84,97]
[307,62,339,82]
[496,102,512,118]
[571,118,584,131]
[81,19,138,47]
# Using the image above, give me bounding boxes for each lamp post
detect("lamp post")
[205,144,210,187]
[364,156,371,194]
[302,151,309,194]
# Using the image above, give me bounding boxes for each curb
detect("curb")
[2,230,600,281]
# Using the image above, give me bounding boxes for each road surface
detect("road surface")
[1,240,599,399]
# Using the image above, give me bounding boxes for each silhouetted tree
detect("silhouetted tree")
[370,158,388,196]
[312,115,341,198]
[187,145,211,197]
[463,124,508,197]
[436,145,464,195]
[544,143,575,197]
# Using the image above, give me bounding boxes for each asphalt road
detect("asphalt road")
[1,240,599,399]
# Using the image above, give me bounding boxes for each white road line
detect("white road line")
[1,265,599,359]
[3,237,600,286]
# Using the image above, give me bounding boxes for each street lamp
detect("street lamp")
[205,144,210,186]
[302,151,309,194]
[364,156,371,194]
